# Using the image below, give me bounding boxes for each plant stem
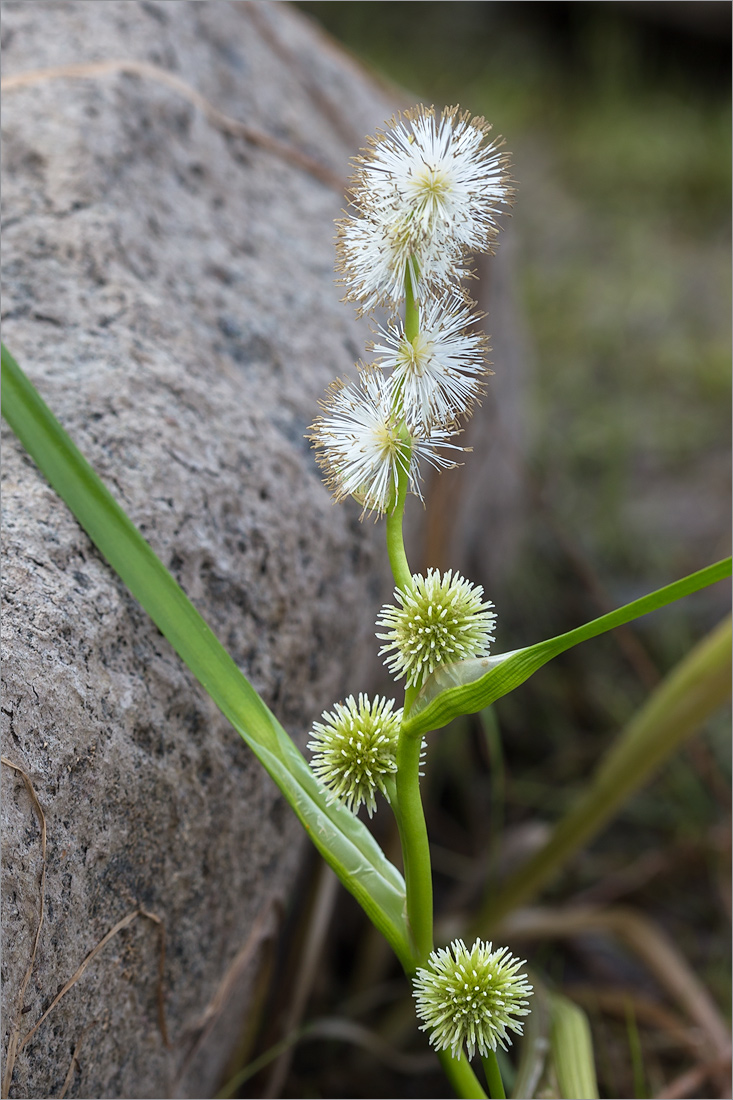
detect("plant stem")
[481,1051,506,1099]
[385,266,420,593]
[395,715,433,963]
[385,442,412,594]
[381,383,432,961]
[436,1049,488,1099]
[382,411,432,963]
[397,268,481,1095]
[405,265,419,342]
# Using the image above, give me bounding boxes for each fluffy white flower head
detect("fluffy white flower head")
[376,568,496,688]
[309,369,459,518]
[413,939,533,1059]
[357,105,511,252]
[308,694,402,817]
[337,105,512,311]
[336,211,466,316]
[372,293,490,429]
[308,369,409,516]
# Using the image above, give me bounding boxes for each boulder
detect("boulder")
[1,3,399,1096]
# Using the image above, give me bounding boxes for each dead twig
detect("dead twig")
[655,1053,732,1100]
[217,1015,436,1098]
[173,899,279,1090]
[564,985,705,1061]
[17,907,168,1055]
[139,907,170,1049]
[262,862,340,1099]
[57,1020,97,1100]
[501,905,731,1064]
[1,759,168,1096]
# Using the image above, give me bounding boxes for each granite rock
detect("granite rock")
[1,3,399,1097]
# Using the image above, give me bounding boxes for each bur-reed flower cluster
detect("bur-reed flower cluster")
[308,104,510,810]
[413,939,533,1059]
[377,568,496,688]
[306,102,531,1096]
[308,694,402,817]
[310,104,512,522]
[337,104,511,313]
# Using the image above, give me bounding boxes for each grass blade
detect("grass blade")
[1,343,414,969]
[548,993,599,1100]
[510,974,551,1099]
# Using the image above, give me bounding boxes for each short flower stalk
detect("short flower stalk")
[308,104,530,1098]
[383,425,413,593]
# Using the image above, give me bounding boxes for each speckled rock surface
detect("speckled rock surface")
[0,3,401,1097]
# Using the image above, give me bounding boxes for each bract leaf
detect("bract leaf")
[402,558,731,738]
[1,344,414,970]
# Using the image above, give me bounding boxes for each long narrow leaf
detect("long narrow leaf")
[1,344,414,970]
[403,557,731,738]
[548,994,599,1100]
[510,974,551,1100]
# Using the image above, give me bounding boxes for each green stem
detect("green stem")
[385,441,412,594]
[381,383,433,964]
[437,1050,488,1099]
[395,723,433,963]
[397,267,481,1094]
[385,264,420,593]
[405,265,419,342]
[382,353,432,960]
[481,1051,506,1099]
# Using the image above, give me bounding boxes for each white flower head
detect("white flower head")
[336,210,468,316]
[357,105,512,250]
[376,568,496,688]
[308,693,403,817]
[308,368,460,518]
[337,104,512,311]
[371,292,490,429]
[413,939,533,1059]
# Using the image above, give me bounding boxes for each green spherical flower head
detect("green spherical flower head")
[307,694,402,817]
[376,568,496,688]
[413,939,533,1060]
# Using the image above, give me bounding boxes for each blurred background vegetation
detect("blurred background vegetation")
[241,4,731,1098]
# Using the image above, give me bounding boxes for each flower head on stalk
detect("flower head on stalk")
[376,568,496,688]
[337,105,512,312]
[308,694,402,816]
[336,211,468,316]
[308,368,459,518]
[413,939,533,1059]
[371,292,490,430]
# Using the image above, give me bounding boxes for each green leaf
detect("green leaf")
[1,343,414,970]
[402,557,731,739]
[510,975,599,1099]
[510,973,551,1100]
[547,993,599,1100]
